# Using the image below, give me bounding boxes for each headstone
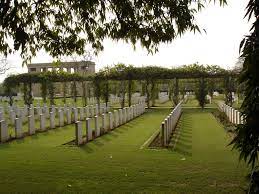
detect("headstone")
[123,108,127,124]
[28,115,35,135]
[95,116,100,137]
[102,113,107,133]
[119,109,123,125]
[50,112,55,129]
[86,118,92,141]
[59,110,64,127]
[114,110,118,127]
[0,120,8,142]
[15,117,23,138]
[40,113,46,131]
[109,112,113,130]
[75,121,83,145]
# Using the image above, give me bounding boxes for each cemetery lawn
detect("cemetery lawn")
[0,106,248,193]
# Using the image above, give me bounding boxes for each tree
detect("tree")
[195,77,207,109]
[231,1,259,193]
[0,0,226,63]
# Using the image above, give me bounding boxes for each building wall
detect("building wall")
[27,61,95,97]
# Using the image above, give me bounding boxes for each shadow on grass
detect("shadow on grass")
[169,114,193,156]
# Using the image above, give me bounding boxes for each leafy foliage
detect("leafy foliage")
[230,0,259,192]
[195,77,207,108]
[0,0,226,63]
[231,0,259,169]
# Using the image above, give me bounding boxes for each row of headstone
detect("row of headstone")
[0,102,111,143]
[161,101,183,147]
[75,102,146,145]
[158,93,169,104]
[1,101,110,124]
[218,102,244,125]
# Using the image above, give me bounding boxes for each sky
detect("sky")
[0,0,251,82]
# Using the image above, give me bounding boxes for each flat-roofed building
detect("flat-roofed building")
[27,61,95,97]
[27,61,95,75]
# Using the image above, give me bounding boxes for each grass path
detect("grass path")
[0,105,248,193]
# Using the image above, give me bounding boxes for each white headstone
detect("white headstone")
[75,121,83,145]
[28,115,35,135]
[86,118,92,141]
[59,110,64,127]
[102,113,107,133]
[0,120,8,142]
[50,112,55,129]
[95,116,100,137]
[40,113,46,131]
[15,117,23,138]
[109,112,113,130]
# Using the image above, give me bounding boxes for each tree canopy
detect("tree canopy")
[1,0,226,63]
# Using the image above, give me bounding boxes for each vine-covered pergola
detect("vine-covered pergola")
[3,64,239,108]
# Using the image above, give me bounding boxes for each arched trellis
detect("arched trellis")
[3,64,239,107]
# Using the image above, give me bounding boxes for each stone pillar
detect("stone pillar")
[50,112,55,129]
[59,110,64,127]
[15,117,23,138]
[40,113,46,131]
[75,121,83,146]
[86,118,92,141]
[95,116,100,137]
[28,115,35,135]
[0,120,8,142]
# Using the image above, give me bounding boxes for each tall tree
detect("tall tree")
[231,1,259,192]
[195,77,207,109]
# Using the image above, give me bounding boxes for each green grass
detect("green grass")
[0,101,248,193]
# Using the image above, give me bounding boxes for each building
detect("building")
[27,61,96,97]
[27,61,95,75]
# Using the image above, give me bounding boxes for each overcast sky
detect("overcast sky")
[0,1,251,82]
